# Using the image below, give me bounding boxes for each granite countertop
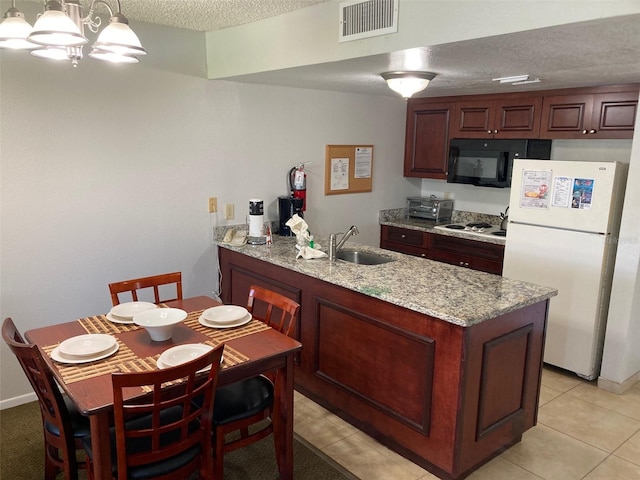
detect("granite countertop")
[218,237,556,328]
[379,209,506,245]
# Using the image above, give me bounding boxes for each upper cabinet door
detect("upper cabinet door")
[404,100,453,179]
[453,97,542,139]
[541,89,638,139]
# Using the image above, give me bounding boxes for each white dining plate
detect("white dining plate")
[106,312,134,324]
[51,342,119,364]
[198,312,252,329]
[159,343,213,367]
[202,305,248,325]
[58,334,117,358]
[109,302,157,320]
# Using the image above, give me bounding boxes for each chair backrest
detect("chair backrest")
[109,272,183,306]
[246,285,300,338]
[111,343,224,480]
[1,317,78,477]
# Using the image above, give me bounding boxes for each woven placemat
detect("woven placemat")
[44,309,269,385]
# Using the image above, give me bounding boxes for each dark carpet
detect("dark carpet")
[1,401,355,479]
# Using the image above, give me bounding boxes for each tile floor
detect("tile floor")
[293,366,640,479]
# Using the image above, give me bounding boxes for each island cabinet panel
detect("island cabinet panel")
[457,302,548,475]
[314,299,435,434]
[218,246,549,480]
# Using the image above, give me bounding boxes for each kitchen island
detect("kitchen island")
[218,238,557,479]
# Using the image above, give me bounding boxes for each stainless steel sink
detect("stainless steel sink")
[336,250,395,265]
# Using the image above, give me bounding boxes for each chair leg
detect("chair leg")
[214,429,225,480]
[44,448,58,480]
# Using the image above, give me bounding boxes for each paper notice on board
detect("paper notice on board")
[330,158,349,190]
[520,170,552,208]
[354,147,372,179]
[551,176,573,208]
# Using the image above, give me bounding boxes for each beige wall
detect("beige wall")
[0,50,412,405]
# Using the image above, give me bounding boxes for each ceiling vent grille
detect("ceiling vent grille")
[339,0,398,43]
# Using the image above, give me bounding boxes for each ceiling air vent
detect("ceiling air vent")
[339,0,398,43]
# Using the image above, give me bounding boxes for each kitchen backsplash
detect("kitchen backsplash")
[379,208,502,226]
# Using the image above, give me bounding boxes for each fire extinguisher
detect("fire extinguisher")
[289,163,307,211]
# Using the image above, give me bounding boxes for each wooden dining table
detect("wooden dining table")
[25,295,302,480]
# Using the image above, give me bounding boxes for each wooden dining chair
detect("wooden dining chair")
[82,343,224,480]
[211,285,300,479]
[109,272,183,306]
[2,317,90,480]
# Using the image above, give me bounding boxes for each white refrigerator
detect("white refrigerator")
[503,159,627,380]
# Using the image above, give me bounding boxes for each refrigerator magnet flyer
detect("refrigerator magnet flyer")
[551,176,573,208]
[520,169,552,208]
[571,178,595,209]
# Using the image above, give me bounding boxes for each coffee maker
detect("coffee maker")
[278,196,304,236]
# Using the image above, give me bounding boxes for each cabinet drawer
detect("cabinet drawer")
[427,234,504,263]
[381,241,429,258]
[382,226,425,247]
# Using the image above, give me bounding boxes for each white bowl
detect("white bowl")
[202,305,248,325]
[133,308,187,341]
[160,343,213,367]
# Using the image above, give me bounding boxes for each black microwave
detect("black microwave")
[447,139,552,188]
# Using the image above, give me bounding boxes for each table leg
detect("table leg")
[272,354,294,480]
[89,411,112,480]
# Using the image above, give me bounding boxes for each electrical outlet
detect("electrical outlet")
[208,197,217,213]
[225,204,234,220]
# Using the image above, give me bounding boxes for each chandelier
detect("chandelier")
[0,0,146,66]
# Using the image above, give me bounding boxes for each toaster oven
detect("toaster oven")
[406,197,453,223]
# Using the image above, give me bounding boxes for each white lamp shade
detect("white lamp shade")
[0,15,36,49]
[381,71,437,98]
[30,45,71,60]
[92,20,146,56]
[28,8,87,47]
[386,78,430,98]
[89,48,139,63]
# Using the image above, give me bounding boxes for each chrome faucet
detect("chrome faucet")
[329,225,359,261]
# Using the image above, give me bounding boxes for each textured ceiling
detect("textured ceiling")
[105,0,328,32]
[17,1,639,97]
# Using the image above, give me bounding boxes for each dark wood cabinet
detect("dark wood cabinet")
[219,246,548,480]
[380,225,428,258]
[453,97,542,139]
[404,100,454,179]
[541,88,638,139]
[426,233,504,275]
[380,225,505,275]
[402,85,638,178]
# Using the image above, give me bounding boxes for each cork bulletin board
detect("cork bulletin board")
[324,145,374,195]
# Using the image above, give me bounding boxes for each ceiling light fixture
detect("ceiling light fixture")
[492,74,541,85]
[0,0,146,67]
[381,71,437,99]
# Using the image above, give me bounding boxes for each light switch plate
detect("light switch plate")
[225,204,234,220]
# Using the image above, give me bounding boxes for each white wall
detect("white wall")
[600,107,640,387]
[0,52,413,405]
[205,0,640,78]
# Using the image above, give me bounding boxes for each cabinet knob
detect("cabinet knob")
[459,261,470,267]
[493,129,498,134]
[589,129,597,134]
[420,253,426,258]
[401,234,406,239]
[582,129,588,134]
[487,130,492,134]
